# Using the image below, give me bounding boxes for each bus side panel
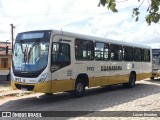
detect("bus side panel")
[89,77,101,87]
[89,61,110,87]
[100,76,110,86]
[51,79,75,93]
[110,61,124,84]
[100,75,129,86]
[136,73,151,81]
[34,80,52,93]
[122,62,135,83]
[137,62,152,80]
[89,74,129,88]
[88,61,131,87]
[133,62,143,81]
[51,65,75,93]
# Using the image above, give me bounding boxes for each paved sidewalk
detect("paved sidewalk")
[0,80,33,98]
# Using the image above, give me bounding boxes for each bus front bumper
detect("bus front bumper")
[11,80,52,93]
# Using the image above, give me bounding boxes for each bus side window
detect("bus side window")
[75,39,94,60]
[110,44,122,61]
[123,46,133,61]
[51,43,70,72]
[95,42,109,61]
[143,49,150,62]
[134,48,142,62]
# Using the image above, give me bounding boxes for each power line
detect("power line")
[0,10,108,18]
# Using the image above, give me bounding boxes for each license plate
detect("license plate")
[15,77,21,82]
[21,88,27,91]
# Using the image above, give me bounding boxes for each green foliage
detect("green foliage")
[99,0,160,25]
[100,0,118,12]
[132,8,140,22]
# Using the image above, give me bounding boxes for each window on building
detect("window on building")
[1,58,8,68]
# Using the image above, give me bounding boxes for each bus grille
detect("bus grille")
[15,84,34,91]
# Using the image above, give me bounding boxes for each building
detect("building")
[0,41,12,55]
[0,42,12,81]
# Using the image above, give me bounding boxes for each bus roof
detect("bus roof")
[52,30,151,49]
[18,29,151,49]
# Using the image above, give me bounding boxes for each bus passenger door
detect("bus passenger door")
[51,36,74,92]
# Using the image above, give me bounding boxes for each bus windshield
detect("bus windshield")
[13,41,49,72]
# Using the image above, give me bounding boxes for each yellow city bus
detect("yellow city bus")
[11,30,152,97]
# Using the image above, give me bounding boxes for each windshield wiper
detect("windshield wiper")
[27,40,39,63]
[20,40,39,71]
[19,40,27,65]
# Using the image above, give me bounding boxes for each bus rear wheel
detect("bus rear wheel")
[123,73,136,88]
[70,80,85,98]
[45,93,52,95]
[150,77,154,80]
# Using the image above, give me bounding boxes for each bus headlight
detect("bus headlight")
[38,73,48,83]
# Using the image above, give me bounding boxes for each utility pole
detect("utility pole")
[6,40,9,55]
[10,24,15,53]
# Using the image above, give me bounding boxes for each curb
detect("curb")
[0,81,34,98]
[0,88,33,98]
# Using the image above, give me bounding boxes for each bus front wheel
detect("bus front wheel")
[70,80,85,98]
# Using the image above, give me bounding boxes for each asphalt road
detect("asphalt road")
[0,79,160,120]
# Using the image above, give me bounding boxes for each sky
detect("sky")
[0,0,160,48]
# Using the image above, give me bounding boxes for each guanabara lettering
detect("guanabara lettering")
[101,66,122,71]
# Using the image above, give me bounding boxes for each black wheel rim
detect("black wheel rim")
[76,83,83,93]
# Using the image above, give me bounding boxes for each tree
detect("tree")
[98,0,160,25]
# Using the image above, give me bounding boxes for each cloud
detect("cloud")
[0,0,159,48]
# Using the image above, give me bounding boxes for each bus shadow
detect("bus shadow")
[0,82,160,116]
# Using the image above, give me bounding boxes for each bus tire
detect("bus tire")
[150,77,154,80]
[45,93,52,95]
[123,73,136,88]
[70,79,85,98]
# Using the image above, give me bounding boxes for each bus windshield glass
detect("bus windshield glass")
[13,40,49,72]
